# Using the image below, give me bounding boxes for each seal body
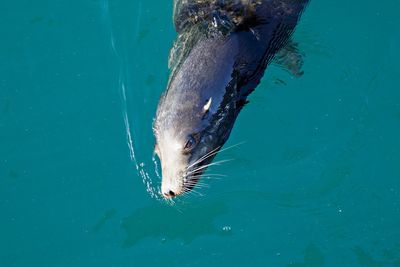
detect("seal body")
[153,0,309,198]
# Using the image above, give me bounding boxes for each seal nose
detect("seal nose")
[160,169,183,198]
[163,190,176,198]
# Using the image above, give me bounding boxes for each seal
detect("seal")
[153,0,309,198]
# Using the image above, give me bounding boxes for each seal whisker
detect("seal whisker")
[198,141,245,165]
[190,176,221,180]
[188,175,217,183]
[182,191,193,196]
[186,179,209,186]
[202,176,223,180]
[187,146,221,168]
[187,188,204,197]
[203,173,227,177]
[187,159,234,175]
[186,145,222,170]
[202,174,227,178]
[186,180,207,185]
[184,179,209,187]
[186,141,245,171]
[181,188,200,198]
[187,176,207,181]
[190,159,232,172]
[183,185,201,192]
[216,141,246,154]
[190,173,227,180]
[186,184,209,189]
[164,197,176,206]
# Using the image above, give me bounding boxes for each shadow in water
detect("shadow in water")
[92,209,117,233]
[352,247,383,267]
[352,245,400,267]
[287,243,325,267]
[121,201,230,247]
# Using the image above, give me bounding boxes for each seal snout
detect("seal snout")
[161,183,181,199]
[163,190,176,198]
[161,173,183,199]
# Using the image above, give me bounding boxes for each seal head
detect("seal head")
[154,35,240,198]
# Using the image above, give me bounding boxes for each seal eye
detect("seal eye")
[183,134,197,153]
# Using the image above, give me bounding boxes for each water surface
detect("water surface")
[1,0,400,266]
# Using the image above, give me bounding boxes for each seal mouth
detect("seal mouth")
[162,168,205,199]
[159,143,239,199]
[160,145,227,199]
[161,153,215,198]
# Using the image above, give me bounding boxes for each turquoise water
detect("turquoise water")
[1,0,400,266]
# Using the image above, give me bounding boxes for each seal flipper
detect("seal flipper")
[273,39,305,77]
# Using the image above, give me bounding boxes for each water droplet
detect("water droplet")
[222,226,231,232]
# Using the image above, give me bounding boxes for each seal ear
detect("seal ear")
[203,97,212,112]
[201,97,212,120]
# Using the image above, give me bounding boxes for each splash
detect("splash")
[100,0,161,200]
